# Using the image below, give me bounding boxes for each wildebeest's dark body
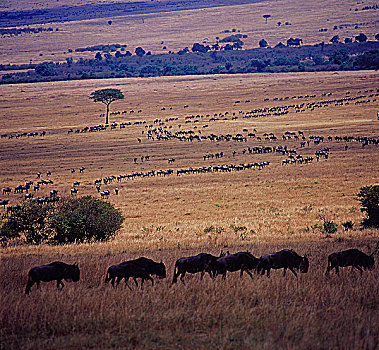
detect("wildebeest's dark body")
[214,251,259,280]
[257,249,309,278]
[325,248,375,276]
[172,252,224,284]
[25,261,80,294]
[105,261,153,289]
[128,257,166,279]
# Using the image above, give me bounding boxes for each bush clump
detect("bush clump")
[0,201,54,244]
[357,185,379,228]
[0,196,124,245]
[322,219,338,234]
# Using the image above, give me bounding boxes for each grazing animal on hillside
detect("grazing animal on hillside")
[214,251,259,280]
[172,252,224,284]
[105,262,153,289]
[325,248,375,276]
[70,188,78,196]
[2,187,12,195]
[25,262,80,294]
[257,249,309,278]
[0,199,9,208]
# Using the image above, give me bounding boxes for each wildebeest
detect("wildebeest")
[325,248,375,276]
[25,261,80,294]
[257,249,309,278]
[0,199,9,208]
[105,261,153,289]
[214,251,259,280]
[172,252,224,284]
[128,257,166,279]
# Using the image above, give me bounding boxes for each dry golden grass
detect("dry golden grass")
[0,68,378,347]
[0,0,378,64]
[0,70,378,250]
[2,241,379,349]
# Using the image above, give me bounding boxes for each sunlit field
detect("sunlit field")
[0,0,378,64]
[1,0,379,346]
[1,69,378,348]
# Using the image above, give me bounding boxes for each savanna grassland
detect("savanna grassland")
[0,0,378,64]
[1,70,378,349]
[1,0,379,348]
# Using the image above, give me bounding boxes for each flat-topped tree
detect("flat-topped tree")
[263,14,271,23]
[90,88,124,125]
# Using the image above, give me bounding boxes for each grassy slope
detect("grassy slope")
[0,70,378,348]
[0,0,378,65]
[0,0,378,348]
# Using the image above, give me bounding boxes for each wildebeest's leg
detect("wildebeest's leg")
[124,277,132,290]
[172,265,180,284]
[180,272,186,285]
[57,280,65,290]
[243,268,255,280]
[288,268,298,278]
[148,276,154,287]
[116,276,123,286]
[283,268,287,277]
[325,263,331,276]
[25,278,35,295]
[266,268,270,277]
[133,277,139,287]
[200,270,205,280]
[335,266,339,276]
[352,265,363,274]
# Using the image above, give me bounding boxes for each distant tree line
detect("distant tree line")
[75,44,127,53]
[1,40,378,84]
[0,27,57,37]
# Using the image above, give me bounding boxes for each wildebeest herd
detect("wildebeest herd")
[25,248,375,294]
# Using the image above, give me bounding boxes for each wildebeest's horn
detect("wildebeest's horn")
[160,260,163,264]
[74,262,78,266]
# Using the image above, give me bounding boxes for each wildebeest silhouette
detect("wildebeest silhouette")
[105,261,153,289]
[257,249,309,278]
[128,257,166,280]
[172,252,225,284]
[214,251,259,280]
[25,261,80,294]
[325,248,375,276]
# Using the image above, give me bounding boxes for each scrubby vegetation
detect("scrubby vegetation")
[0,27,57,37]
[0,196,124,245]
[357,185,379,228]
[1,41,378,84]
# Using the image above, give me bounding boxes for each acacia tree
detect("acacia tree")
[90,88,124,124]
[263,14,271,23]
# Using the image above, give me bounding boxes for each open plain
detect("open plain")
[1,0,379,348]
[1,70,378,349]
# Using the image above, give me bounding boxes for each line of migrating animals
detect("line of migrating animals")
[25,247,377,294]
[1,130,377,208]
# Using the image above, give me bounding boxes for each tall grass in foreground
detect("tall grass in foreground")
[1,239,378,349]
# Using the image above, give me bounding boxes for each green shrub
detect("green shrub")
[328,48,349,65]
[0,201,54,244]
[0,196,124,245]
[50,196,124,243]
[357,185,379,228]
[322,219,338,234]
